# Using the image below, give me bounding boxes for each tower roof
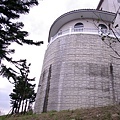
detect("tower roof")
[48,9,116,42]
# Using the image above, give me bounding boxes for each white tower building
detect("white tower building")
[34,0,120,113]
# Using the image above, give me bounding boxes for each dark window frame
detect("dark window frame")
[98,24,107,34]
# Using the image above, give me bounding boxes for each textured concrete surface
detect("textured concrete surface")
[34,34,120,113]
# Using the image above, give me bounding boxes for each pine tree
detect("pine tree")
[9,60,36,114]
[0,0,43,78]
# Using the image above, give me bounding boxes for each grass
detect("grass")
[0,105,120,120]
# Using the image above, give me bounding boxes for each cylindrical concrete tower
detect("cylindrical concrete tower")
[34,9,120,113]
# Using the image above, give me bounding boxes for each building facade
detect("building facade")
[34,0,120,113]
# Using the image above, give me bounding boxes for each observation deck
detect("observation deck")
[48,9,116,43]
[48,27,120,46]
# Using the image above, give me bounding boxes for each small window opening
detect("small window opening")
[74,22,84,32]
[98,24,107,34]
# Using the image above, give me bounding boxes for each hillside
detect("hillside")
[0,105,120,120]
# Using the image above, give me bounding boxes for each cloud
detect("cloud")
[0,80,12,113]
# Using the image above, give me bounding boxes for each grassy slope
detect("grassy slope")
[0,105,120,120]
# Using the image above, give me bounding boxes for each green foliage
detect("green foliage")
[0,0,43,79]
[48,110,57,117]
[9,60,36,114]
[0,116,6,120]
[0,0,44,116]
[1,105,120,120]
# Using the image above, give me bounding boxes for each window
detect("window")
[98,24,107,34]
[74,22,84,32]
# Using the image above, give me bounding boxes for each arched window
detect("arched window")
[98,24,107,34]
[74,22,84,32]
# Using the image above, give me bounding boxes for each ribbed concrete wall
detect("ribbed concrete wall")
[34,34,120,113]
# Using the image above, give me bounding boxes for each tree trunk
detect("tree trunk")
[15,100,19,113]
[21,100,25,113]
[17,99,22,113]
[24,99,28,114]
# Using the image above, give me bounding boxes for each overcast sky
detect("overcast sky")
[0,0,100,114]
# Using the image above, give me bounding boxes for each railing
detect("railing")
[49,27,120,46]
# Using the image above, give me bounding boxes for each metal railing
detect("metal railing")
[49,27,120,46]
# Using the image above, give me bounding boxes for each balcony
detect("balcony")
[48,27,120,46]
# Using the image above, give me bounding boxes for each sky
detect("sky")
[0,0,100,115]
